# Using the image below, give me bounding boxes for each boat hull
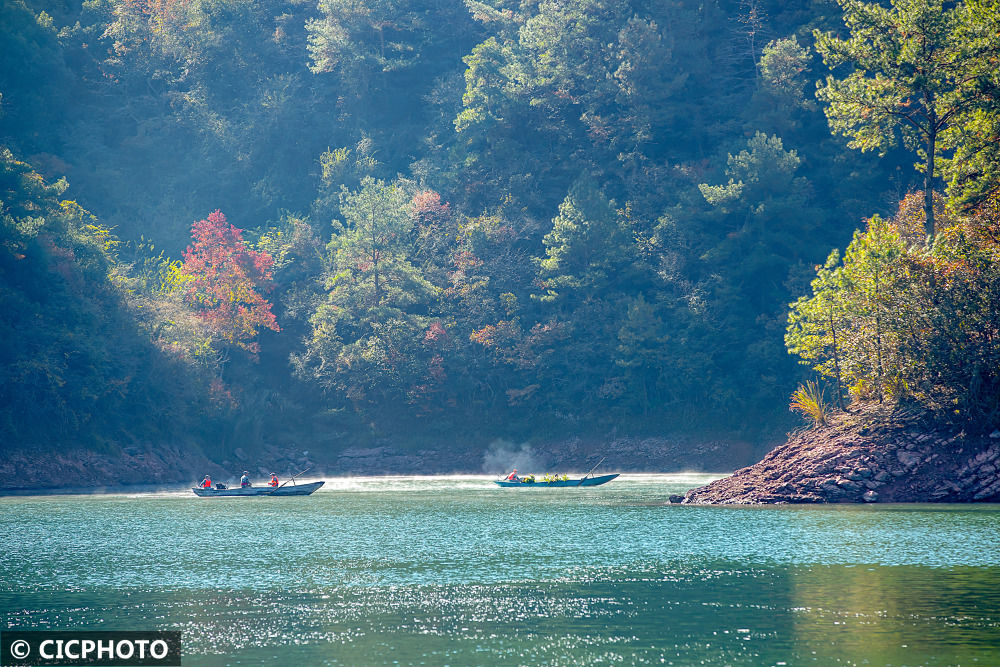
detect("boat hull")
[494,473,619,487]
[192,481,324,497]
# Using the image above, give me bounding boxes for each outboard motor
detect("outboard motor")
[216,483,227,490]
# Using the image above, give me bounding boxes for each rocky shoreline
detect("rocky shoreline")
[678,407,1000,504]
[0,433,759,492]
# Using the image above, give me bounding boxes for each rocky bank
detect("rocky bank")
[680,407,1000,504]
[0,443,219,492]
[0,432,758,492]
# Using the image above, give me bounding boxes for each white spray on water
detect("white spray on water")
[481,440,543,475]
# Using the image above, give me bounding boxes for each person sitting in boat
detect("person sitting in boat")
[201,475,212,488]
[506,469,520,482]
[240,471,251,487]
[268,473,279,487]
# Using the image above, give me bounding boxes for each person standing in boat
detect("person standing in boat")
[201,475,212,488]
[506,469,520,482]
[268,473,279,487]
[240,471,251,487]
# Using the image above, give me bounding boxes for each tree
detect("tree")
[181,210,279,354]
[307,0,423,78]
[939,0,1000,210]
[297,177,437,405]
[814,0,1000,237]
[760,36,811,105]
[787,215,909,404]
[537,177,636,303]
[615,294,671,415]
[788,194,1000,419]
[332,176,422,314]
[786,250,850,409]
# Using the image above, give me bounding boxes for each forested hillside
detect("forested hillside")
[2,0,998,468]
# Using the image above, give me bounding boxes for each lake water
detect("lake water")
[2,474,1000,665]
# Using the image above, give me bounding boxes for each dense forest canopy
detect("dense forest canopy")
[2,0,999,459]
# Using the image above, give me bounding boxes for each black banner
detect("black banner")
[1,631,181,666]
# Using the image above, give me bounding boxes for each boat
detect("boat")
[494,473,620,487]
[192,480,324,497]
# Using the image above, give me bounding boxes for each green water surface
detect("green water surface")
[2,474,999,665]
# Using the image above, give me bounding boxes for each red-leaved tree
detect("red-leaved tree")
[181,210,279,353]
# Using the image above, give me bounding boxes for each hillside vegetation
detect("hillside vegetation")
[2,0,999,468]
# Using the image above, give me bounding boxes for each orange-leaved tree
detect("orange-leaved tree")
[181,210,278,354]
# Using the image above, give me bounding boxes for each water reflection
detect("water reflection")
[788,564,1000,665]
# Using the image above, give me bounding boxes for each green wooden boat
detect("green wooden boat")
[494,473,619,487]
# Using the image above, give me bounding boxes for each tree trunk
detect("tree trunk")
[924,129,936,239]
[874,261,883,402]
[830,307,845,410]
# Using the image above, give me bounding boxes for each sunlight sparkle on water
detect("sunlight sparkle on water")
[2,474,999,665]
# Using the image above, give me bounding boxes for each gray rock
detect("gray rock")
[668,494,685,504]
[973,483,1000,500]
[862,490,879,503]
[990,429,1000,439]
[873,470,890,482]
[837,479,862,492]
[896,450,922,468]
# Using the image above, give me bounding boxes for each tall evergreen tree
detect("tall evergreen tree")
[815,0,1000,237]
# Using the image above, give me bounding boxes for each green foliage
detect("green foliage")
[295,177,439,406]
[698,132,802,210]
[943,109,1000,211]
[787,196,1000,421]
[537,177,635,302]
[0,149,213,445]
[8,0,1000,454]
[760,37,811,104]
[939,0,1000,210]
[307,0,437,75]
[814,0,1000,235]
[0,0,69,151]
[787,215,907,403]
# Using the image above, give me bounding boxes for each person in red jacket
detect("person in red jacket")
[506,469,519,482]
[268,473,279,487]
[201,476,212,488]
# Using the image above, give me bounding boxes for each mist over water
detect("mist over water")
[481,441,544,475]
[2,475,1000,665]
